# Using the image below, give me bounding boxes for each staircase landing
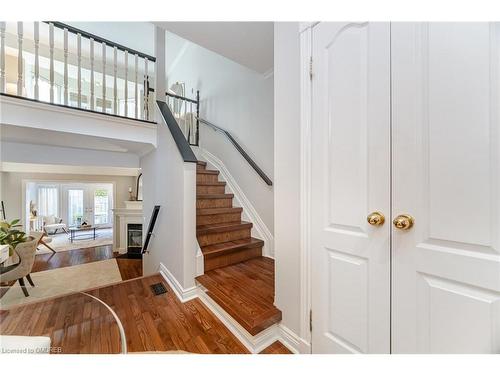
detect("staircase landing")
[196,257,282,336]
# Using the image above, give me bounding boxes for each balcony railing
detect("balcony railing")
[0,21,156,122]
[166,90,200,146]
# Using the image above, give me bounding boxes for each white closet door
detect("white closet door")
[391,22,500,353]
[310,22,391,353]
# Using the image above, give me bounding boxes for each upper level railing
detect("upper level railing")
[0,21,155,122]
[166,90,199,146]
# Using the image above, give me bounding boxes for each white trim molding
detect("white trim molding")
[299,24,313,350]
[159,262,198,303]
[1,162,140,176]
[278,324,311,354]
[199,148,275,258]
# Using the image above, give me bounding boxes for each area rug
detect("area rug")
[0,258,122,309]
[36,228,114,254]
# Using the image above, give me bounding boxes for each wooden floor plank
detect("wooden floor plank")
[1,274,249,353]
[259,341,293,354]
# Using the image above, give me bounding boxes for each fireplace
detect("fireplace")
[127,223,143,254]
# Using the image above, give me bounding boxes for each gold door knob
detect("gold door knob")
[392,214,414,230]
[367,211,385,226]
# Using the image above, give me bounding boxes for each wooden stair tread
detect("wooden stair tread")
[197,207,243,215]
[197,221,252,234]
[197,169,219,175]
[197,181,226,186]
[196,257,282,336]
[201,237,264,257]
[197,193,234,199]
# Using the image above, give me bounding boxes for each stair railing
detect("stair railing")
[166,90,200,146]
[0,21,156,122]
[197,117,273,186]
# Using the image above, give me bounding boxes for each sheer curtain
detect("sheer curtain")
[37,186,59,217]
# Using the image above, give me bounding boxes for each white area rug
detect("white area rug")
[37,228,113,254]
[0,258,122,309]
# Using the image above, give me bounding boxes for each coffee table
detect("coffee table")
[68,226,96,243]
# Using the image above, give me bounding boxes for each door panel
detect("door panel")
[391,22,500,353]
[311,22,391,353]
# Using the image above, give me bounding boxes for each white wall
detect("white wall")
[140,109,197,288]
[166,31,275,234]
[0,172,135,223]
[274,22,302,339]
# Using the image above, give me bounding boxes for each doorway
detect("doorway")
[308,22,500,354]
[62,183,113,228]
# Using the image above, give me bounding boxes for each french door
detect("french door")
[63,184,113,228]
[310,22,500,354]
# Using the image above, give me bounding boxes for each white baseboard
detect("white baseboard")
[199,148,275,257]
[278,324,311,354]
[159,263,198,303]
[195,245,204,277]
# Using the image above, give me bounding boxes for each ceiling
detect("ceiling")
[155,22,274,74]
[1,124,153,155]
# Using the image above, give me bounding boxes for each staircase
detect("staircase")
[196,161,265,270]
[195,160,282,336]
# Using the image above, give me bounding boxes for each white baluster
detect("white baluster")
[77,33,82,107]
[33,22,39,100]
[90,38,94,110]
[102,42,106,113]
[144,57,149,120]
[113,46,117,115]
[0,22,6,94]
[134,54,138,119]
[49,22,54,103]
[17,22,23,96]
[124,50,128,117]
[63,28,68,105]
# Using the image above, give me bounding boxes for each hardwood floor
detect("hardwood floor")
[196,257,282,335]
[1,246,142,298]
[260,341,293,354]
[0,274,249,354]
[32,245,142,280]
[115,257,143,280]
[33,245,111,272]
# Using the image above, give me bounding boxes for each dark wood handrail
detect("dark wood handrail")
[44,21,156,62]
[156,100,197,163]
[197,117,273,186]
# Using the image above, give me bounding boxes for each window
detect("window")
[37,185,59,217]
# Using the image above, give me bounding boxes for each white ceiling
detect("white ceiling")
[155,22,274,74]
